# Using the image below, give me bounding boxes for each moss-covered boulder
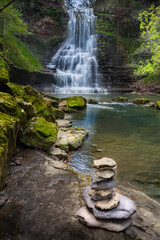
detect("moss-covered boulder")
[0,92,27,128]
[23,85,56,123]
[21,117,59,150]
[66,96,86,109]
[133,97,150,105]
[87,99,98,104]
[112,96,128,102]
[43,97,59,108]
[157,101,160,109]
[0,113,20,190]
[59,100,77,113]
[52,107,65,119]
[7,82,26,98]
[15,97,35,119]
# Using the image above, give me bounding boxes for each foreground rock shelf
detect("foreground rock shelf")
[0,148,160,239]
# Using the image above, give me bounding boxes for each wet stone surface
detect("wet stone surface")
[0,148,160,240]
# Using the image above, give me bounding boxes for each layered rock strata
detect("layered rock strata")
[77,157,136,232]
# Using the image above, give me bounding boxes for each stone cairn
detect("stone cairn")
[77,157,136,232]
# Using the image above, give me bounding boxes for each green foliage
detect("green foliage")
[0,55,9,83]
[0,2,42,71]
[135,5,160,79]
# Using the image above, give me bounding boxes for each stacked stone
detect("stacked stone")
[77,157,136,232]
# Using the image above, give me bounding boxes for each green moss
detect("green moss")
[52,107,65,119]
[133,97,150,105]
[0,92,27,128]
[5,34,43,72]
[112,96,128,102]
[0,56,9,84]
[7,82,25,98]
[21,117,59,150]
[96,30,118,39]
[0,113,19,190]
[87,99,98,104]
[66,96,86,109]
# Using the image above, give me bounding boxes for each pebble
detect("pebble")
[94,157,116,170]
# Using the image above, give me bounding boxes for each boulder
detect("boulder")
[55,127,88,152]
[15,97,35,119]
[7,82,25,98]
[0,92,27,128]
[21,117,58,150]
[52,107,65,119]
[112,96,128,102]
[87,99,98,104]
[133,97,150,105]
[0,113,19,190]
[57,119,72,128]
[77,206,133,232]
[66,96,87,109]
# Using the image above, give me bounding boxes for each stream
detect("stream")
[53,93,160,203]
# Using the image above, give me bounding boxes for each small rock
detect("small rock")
[91,144,98,148]
[48,147,68,161]
[91,178,118,191]
[95,169,115,180]
[77,206,133,232]
[96,149,103,152]
[57,120,72,128]
[112,96,128,102]
[95,192,120,210]
[89,189,114,201]
[93,157,116,170]
[87,99,98,104]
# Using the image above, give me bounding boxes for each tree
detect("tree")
[0,0,16,13]
[135,5,160,79]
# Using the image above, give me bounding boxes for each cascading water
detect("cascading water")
[47,0,105,94]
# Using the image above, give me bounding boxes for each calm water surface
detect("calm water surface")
[55,93,160,202]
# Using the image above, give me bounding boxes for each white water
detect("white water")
[47,0,106,94]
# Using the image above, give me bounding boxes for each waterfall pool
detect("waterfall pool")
[53,93,160,202]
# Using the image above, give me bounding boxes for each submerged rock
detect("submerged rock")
[87,99,98,104]
[0,113,19,190]
[21,117,58,150]
[112,96,128,102]
[55,127,88,152]
[133,97,150,105]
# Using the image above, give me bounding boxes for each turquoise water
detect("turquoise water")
[60,94,160,202]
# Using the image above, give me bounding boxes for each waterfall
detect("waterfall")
[47,0,105,94]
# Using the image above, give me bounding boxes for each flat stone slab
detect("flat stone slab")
[89,189,114,201]
[94,158,116,170]
[77,206,133,232]
[92,178,118,190]
[48,147,68,161]
[84,187,136,220]
[96,169,115,180]
[56,120,72,128]
[95,192,120,210]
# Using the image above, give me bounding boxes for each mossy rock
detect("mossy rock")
[0,56,9,85]
[23,85,56,123]
[66,96,86,109]
[52,107,65,119]
[112,96,128,102]
[21,117,59,151]
[87,99,98,104]
[7,82,26,98]
[133,97,150,105]
[15,97,35,119]
[0,113,20,190]
[0,92,27,128]
[157,101,160,109]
